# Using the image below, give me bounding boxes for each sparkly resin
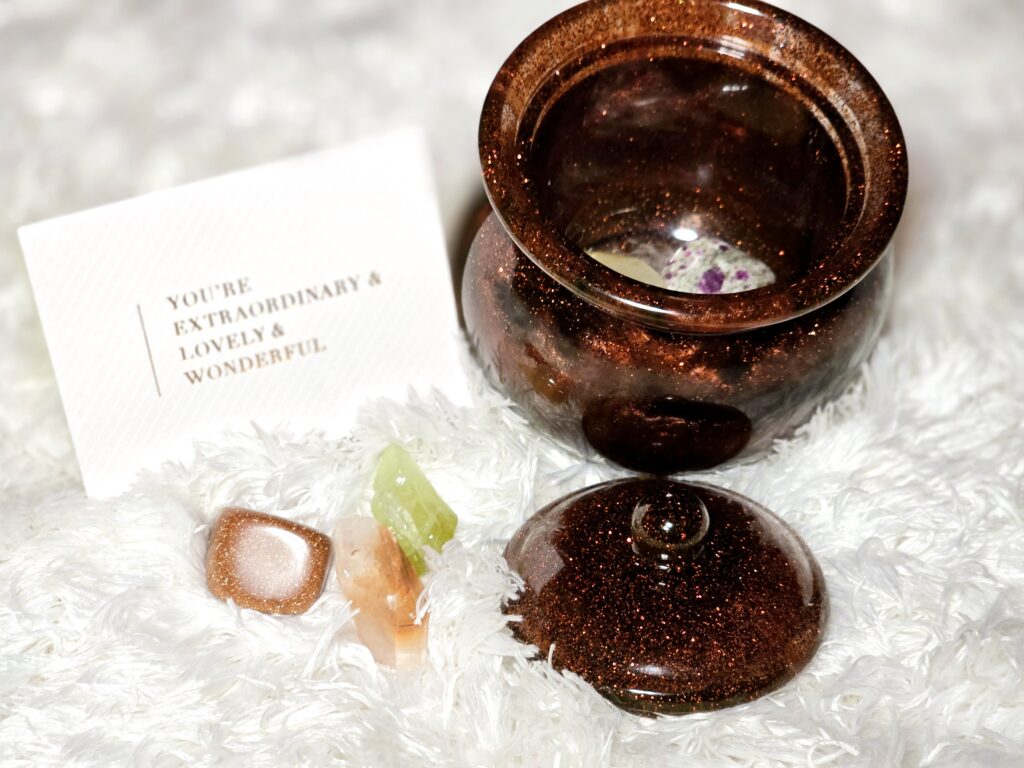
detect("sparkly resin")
[503,479,827,715]
[334,516,426,668]
[371,445,458,575]
[206,508,332,615]
[463,0,907,474]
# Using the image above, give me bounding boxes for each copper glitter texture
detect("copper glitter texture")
[462,0,908,474]
[503,479,828,715]
[206,507,332,615]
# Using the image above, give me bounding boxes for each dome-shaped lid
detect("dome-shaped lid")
[503,479,827,715]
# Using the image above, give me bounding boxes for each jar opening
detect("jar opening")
[525,49,853,297]
[480,0,907,333]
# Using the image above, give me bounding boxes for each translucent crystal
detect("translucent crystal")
[334,516,426,668]
[370,445,458,575]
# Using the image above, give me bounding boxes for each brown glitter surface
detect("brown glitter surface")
[503,479,827,715]
[206,507,332,615]
[463,0,907,473]
[464,215,890,471]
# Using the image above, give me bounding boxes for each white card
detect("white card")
[20,129,467,497]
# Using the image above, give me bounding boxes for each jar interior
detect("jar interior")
[526,51,850,296]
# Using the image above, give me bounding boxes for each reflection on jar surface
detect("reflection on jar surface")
[463,0,907,473]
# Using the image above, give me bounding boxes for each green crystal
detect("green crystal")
[370,445,458,575]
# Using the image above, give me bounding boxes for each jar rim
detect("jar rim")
[479,0,908,333]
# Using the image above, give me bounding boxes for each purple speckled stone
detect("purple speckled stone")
[697,266,726,294]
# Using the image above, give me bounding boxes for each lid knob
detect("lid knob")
[630,486,709,565]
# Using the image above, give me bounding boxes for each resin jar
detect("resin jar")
[463,0,908,473]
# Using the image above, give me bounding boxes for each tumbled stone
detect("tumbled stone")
[334,516,426,667]
[206,507,331,615]
[663,236,776,294]
[371,445,457,575]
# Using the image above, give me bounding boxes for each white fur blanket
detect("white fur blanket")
[1,1,1022,765]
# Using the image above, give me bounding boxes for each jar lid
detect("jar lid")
[503,478,827,715]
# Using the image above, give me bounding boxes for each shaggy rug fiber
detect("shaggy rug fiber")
[1,0,1022,765]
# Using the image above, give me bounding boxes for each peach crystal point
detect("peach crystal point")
[334,516,427,668]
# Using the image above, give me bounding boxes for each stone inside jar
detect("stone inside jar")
[587,232,776,295]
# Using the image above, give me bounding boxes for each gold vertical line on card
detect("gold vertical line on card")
[136,304,162,398]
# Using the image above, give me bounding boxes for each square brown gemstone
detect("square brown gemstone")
[206,508,332,615]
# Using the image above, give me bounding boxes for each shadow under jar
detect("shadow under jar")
[463,0,908,473]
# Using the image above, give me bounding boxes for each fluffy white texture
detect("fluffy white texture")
[1,0,1023,765]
